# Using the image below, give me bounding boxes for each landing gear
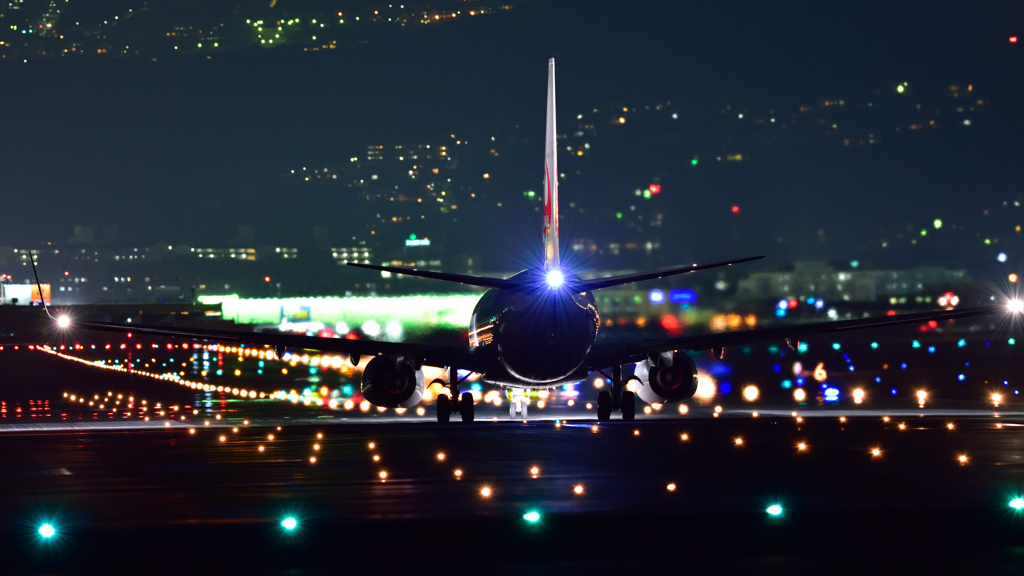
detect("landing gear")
[436,393,451,423]
[509,388,527,419]
[621,390,636,421]
[434,369,474,424]
[597,365,635,421]
[460,392,475,423]
[597,390,612,422]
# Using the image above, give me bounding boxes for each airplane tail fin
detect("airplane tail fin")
[543,57,560,270]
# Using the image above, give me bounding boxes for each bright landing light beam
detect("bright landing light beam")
[1009,300,1024,314]
[545,270,564,289]
[57,316,71,328]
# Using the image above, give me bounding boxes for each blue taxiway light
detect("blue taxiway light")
[38,524,56,538]
[522,511,541,523]
[1010,498,1024,510]
[281,517,298,530]
[765,505,783,516]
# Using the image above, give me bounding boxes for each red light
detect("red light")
[731,205,740,213]
[1011,36,1018,43]
[788,299,798,309]
[648,183,661,195]
[264,276,271,282]
[64,271,69,276]
[927,320,938,329]
[660,314,682,336]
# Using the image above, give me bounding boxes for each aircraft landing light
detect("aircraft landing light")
[545,270,564,289]
[1009,299,1024,314]
[57,316,71,328]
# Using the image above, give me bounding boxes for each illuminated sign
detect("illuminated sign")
[281,305,311,321]
[405,234,430,247]
[669,288,696,304]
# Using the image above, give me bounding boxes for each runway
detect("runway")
[4,346,1024,572]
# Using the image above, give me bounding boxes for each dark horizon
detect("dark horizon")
[0,0,1021,274]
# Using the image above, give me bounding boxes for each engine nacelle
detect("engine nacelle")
[361,355,424,408]
[632,351,698,404]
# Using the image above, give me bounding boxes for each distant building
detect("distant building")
[736,261,970,303]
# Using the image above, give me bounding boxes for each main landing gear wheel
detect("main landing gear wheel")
[437,394,451,424]
[596,391,612,422]
[621,391,636,421]
[460,392,475,423]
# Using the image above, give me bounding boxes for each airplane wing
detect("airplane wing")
[585,304,1007,370]
[349,255,765,292]
[571,256,765,292]
[345,263,521,290]
[68,319,485,372]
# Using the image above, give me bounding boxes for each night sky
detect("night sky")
[0,0,1020,271]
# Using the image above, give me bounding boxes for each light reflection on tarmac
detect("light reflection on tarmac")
[3,406,1024,433]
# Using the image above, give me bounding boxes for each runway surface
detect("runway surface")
[4,346,1024,573]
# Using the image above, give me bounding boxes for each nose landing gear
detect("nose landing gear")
[509,388,528,419]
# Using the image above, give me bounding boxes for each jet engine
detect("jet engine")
[360,355,424,408]
[631,351,698,404]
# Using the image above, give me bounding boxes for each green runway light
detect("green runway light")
[281,517,298,530]
[1011,498,1024,510]
[522,511,541,523]
[765,504,783,516]
[38,524,55,538]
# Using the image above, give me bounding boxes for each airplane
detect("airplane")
[35,58,1016,423]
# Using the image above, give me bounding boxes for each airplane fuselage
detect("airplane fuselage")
[469,268,599,387]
